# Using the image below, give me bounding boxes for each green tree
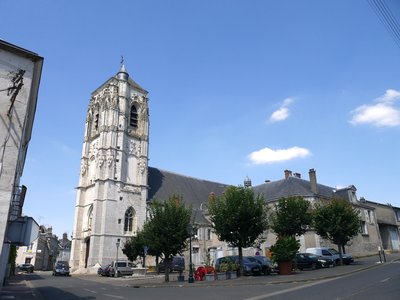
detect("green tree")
[270,196,313,237]
[208,186,269,276]
[314,198,361,265]
[123,230,147,262]
[145,194,192,282]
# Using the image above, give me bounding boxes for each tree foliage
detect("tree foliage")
[123,230,147,262]
[314,198,361,265]
[143,194,192,282]
[208,186,269,275]
[270,196,313,238]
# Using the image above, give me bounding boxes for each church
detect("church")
[70,65,389,273]
[69,64,228,272]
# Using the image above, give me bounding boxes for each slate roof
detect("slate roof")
[252,176,337,202]
[147,167,229,210]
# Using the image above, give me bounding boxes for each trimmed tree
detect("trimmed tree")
[208,186,269,276]
[145,194,192,282]
[270,196,313,237]
[269,197,313,270]
[314,198,361,266]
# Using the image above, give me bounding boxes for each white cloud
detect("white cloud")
[269,97,294,123]
[248,146,311,165]
[350,89,400,127]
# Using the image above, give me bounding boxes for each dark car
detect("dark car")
[215,256,261,276]
[295,253,334,270]
[157,256,185,273]
[53,261,70,276]
[18,263,34,273]
[97,264,111,276]
[248,256,273,275]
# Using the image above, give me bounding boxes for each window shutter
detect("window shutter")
[364,210,370,223]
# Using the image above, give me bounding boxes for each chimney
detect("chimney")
[293,172,301,178]
[284,169,292,179]
[309,168,317,193]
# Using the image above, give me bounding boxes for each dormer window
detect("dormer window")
[130,105,138,128]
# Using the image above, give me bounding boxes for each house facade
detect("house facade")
[16,226,59,271]
[0,40,43,285]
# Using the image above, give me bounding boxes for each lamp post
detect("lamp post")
[188,224,194,283]
[115,240,120,277]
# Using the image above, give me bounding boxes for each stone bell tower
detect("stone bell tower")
[70,64,149,272]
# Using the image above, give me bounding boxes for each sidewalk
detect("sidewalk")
[1,252,399,299]
[121,252,400,288]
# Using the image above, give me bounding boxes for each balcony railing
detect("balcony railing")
[8,185,26,221]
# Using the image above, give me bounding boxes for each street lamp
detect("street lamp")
[115,240,120,277]
[187,224,195,283]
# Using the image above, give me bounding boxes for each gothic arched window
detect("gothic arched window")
[130,105,138,128]
[124,207,134,232]
[88,205,93,230]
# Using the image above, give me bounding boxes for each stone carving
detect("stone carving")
[128,140,136,155]
[97,150,105,167]
[120,185,141,194]
[80,160,87,175]
[107,150,115,167]
[138,158,146,174]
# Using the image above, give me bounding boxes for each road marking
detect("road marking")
[381,277,391,283]
[83,289,97,293]
[103,294,124,299]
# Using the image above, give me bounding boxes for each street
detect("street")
[18,260,400,300]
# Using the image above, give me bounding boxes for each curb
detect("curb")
[126,260,389,289]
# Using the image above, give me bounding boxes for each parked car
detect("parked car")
[97,264,111,276]
[247,256,273,275]
[18,263,34,273]
[157,256,185,273]
[295,253,334,270]
[306,247,354,265]
[215,256,261,276]
[53,261,70,276]
[109,261,135,277]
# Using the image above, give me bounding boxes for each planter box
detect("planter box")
[227,271,237,279]
[204,273,215,281]
[278,261,293,275]
[216,272,227,280]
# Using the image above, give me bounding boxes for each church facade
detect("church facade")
[70,65,149,271]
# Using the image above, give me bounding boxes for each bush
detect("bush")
[270,236,300,263]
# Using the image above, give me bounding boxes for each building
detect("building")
[70,64,149,272]
[57,233,72,263]
[71,66,395,273]
[16,225,59,271]
[0,40,43,286]
[364,200,400,251]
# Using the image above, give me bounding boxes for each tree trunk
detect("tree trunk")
[238,246,243,277]
[164,257,171,282]
[337,244,343,266]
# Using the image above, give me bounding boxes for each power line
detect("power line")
[368,0,400,49]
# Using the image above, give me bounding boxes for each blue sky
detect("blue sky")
[1,0,400,237]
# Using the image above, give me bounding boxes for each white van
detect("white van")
[109,261,135,277]
[306,247,354,265]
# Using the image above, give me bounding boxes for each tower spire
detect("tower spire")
[116,55,129,80]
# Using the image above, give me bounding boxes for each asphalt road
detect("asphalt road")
[24,261,400,300]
